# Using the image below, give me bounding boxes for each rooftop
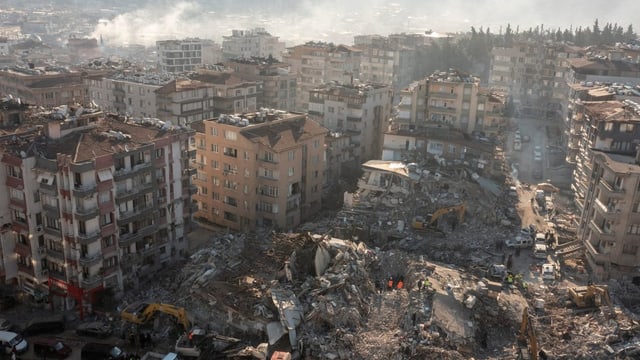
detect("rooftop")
[428,69,479,84]
[583,100,640,121]
[592,149,640,174]
[311,82,391,97]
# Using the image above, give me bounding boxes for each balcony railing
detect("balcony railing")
[46,248,65,261]
[600,179,625,194]
[75,204,99,220]
[39,181,58,195]
[79,253,102,266]
[81,276,103,290]
[585,241,608,264]
[77,231,100,244]
[73,183,97,197]
[589,220,616,237]
[43,203,60,218]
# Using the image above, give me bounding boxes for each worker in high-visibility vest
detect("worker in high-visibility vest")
[388,277,394,290]
[507,274,514,284]
[423,279,431,289]
[397,280,404,290]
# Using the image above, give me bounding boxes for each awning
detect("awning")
[37,173,55,185]
[97,169,113,182]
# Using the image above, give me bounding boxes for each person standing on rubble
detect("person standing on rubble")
[388,276,394,291]
[417,279,423,291]
[397,278,404,290]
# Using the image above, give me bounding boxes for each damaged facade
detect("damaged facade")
[0,100,194,314]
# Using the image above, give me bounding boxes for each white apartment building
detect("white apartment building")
[222,28,286,61]
[157,38,203,73]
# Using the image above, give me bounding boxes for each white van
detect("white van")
[533,244,547,259]
[0,330,28,354]
[535,232,546,244]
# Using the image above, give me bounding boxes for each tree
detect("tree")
[592,18,601,44]
[625,24,636,42]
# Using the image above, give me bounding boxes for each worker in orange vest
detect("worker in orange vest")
[388,277,394,291]
[397,279,404,290]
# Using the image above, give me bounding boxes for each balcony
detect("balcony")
[77,231,100,245]
[8,197,26,211]
[102,244,118,256]
[599,179,625,197]
[428,105,457,113]
[113,161,152,180]
[346,116,362,122]
[183,167,197,177]
[17,264,35,277]
[101,223,117,237]
[81,275,103,290]
[73,183,96,197]
[119,205,154,223]
[44,226,62,237]
[46,248,65,262]
[585,241,609,264]
[39,181,58,195]
[119,225,156,246]
[428,91,458,99]
[589,220,616,238]
[188,185,197,195]
[5,176,24,189]
[48,269,66,281]
[79,253,102,267]
[593,198,622,216]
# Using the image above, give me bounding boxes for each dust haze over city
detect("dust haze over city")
[90,0,640,46]
[3,0,640,359]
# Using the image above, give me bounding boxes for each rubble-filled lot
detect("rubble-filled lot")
[114,160,640,359]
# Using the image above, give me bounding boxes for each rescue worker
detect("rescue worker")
[417,279,423,291]
[397,279,404,290]
[507,273,514,285]
[423,278,431,289]
[388,277,394,291]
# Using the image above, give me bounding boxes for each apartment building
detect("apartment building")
[85,71,175,118]
[155,78,215,126]
[396,80,427,128]
[324,132,356,192]
[308,82,393,162]
[0,65,88,106]
[355,35,420,91]
[222,28,286,61]
[156,38,203,73]
[569,100,640,279]
[283,42,361,112]
[192,111,327,231]
[189,70,260,116]
[489,41,581,119]
[0,103,194,314]
[223,57,297,111]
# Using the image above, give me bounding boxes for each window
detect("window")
[263,151,275,162]
[99,191,110,204]
[244,151,250,160]
[211,127,218,136]
[212,160,219,169]
[621,123,635,132]
[45,216,60,230]
[12,209,27,223]
[288,150,295,161]
[212,192,220,201]
[200,186,208,195]
[212,176,220,186]
[628,224,640,235]
[6,165,21,178]
[211,144,218,153]
[9,188,24,201]
[314,140,320,149]
[604,123,614,131]
[224,130,237,141]
[288,167,294,176]
[155,148,164,159]
[101,213,113,226]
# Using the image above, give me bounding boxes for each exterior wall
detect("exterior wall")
[87,77,161,117]
[193,115,326,231]
[0,70,87,106]
[222,29,286,61]
[156,85,215,126]
[157,39,203,73]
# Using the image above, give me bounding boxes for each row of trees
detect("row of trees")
[415,19,638,83]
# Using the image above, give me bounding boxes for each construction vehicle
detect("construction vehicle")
[412,203,465,231]
[567,284,613,314]
[517,307,542,360]
[174,327,241,358]
[121,302,191,330]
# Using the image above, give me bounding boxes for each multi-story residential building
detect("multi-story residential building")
[222,28,286,61]
[85,71,175,117]
[0,65,89,106]
[201,39,224,66]
[189,70,259,117]
[0,103,194,314]
[355,35,420,91]
[283,42,361,112]
[192,110,327,231]
[396,80,427,128]
[323,132,356,192]
[489,41,582,119]
[156,38,203,73]
[155,78,215,126]
[308,82,393,162]
[223,57,297,111]
[66,37,102,63]
[569,99,640,279]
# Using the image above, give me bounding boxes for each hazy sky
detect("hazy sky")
[92,0,640,47]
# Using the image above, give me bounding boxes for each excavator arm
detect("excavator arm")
[121,302,191,330]
[429,204,465,226]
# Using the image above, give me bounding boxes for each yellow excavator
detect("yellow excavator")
[121,302,191,330]
[568,284,614,316]
[517,307,543,360]
[412,203,466,231]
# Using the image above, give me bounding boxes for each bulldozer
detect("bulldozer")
[567,284,614,315]
[412,203,465,232]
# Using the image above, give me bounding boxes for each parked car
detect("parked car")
[76,321,113,338]
[0,331,28,354]
[541,263,557,280]
[505,236,533,248]
[533,145,543,158]
[33,337,72,359]
[533,244,548,259]
[21,314,65,337]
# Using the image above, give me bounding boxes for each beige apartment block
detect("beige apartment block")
[222,28,286,61]
[284,43,360,112]
[192,111,327,231]
[0,65,89,106]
